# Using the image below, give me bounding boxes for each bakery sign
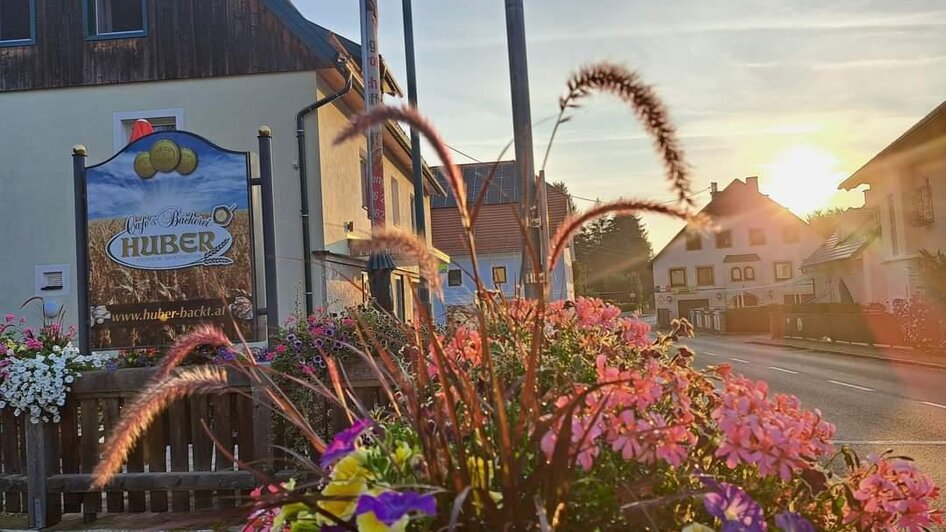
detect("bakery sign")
[83,131,258,348]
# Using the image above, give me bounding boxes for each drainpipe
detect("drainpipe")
[296,60,353,315]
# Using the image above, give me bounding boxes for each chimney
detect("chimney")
[745,176,759,192]
[710,181,718,199]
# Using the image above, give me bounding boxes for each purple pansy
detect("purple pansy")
[320,418,372,469]
[704,482,767,532]
[355,491,437,526]
[774,512,814,532]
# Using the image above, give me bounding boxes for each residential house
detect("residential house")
[0,0,445,328]
[651,177,820,328]
[800,207,885,305]
[830,101,946,305]
[430,161,575,324]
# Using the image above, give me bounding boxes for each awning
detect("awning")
[723,253,761,263]
[367,251,396,271]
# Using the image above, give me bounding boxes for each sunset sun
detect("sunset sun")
[760,144,847,216]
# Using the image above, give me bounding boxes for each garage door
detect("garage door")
[677,299,710,322]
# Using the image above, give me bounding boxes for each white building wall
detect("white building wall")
[0,71,322,327]
[653,215,820,323]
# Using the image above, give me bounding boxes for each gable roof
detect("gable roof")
[431,182,571,256]
[262,0,403,96]
[651,177,810,264]
[839,101,946,190]
[801,210,878,270]
[431,161,522,209]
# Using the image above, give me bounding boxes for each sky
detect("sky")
[296,0,946,251]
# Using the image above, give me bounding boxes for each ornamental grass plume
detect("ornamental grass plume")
[152,324,232,381]
[91,365,230,488]
[349,226,444,298]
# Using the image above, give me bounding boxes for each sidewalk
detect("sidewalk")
[746,335,946,370]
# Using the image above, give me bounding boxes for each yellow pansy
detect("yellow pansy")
[356,510,409,532]
[319,450,373,520]
[393,442,413,469]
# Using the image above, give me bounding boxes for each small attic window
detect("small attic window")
[41,271,64,291]
[86,0,147,39]
[0,0,34,46]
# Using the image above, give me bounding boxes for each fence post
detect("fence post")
[25,422,55,529]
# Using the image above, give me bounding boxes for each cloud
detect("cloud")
[811,55,946,70]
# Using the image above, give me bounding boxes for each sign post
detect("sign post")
[72,145,91,356]
[258,126,279,341]
[360,0,385,228]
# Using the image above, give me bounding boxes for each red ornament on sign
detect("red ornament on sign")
[129,119,154,143]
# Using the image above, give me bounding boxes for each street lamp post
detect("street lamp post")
[503,0,548,299]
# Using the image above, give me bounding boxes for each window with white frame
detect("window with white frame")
[774,261,793,281]
[87,0,146,37]
[112,109,183,151]
[0,0,34,45]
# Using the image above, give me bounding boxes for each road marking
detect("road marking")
[834,440,946,445]
[730,357,750,364]
[827,380,874,392]
[703,351,720,357]
[921,401,946,409]
[768,366,798,375]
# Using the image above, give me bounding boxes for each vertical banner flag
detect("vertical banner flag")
[84,131,258,349]
[361,0,385,228]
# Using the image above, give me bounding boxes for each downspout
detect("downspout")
[297,61,353,315]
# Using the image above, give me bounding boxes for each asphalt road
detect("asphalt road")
[679,334,946,507]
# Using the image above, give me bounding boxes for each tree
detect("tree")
[573,212,654,311]
[806,207,852,238]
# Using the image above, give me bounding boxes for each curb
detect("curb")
[746,340,946,371]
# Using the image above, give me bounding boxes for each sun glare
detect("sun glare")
[760,144,847,216]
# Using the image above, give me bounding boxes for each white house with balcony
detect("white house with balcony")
[818,101,946,306]
[651,177,820,328]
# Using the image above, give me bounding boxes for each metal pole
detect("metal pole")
[258,127,280,342]
[402,0,431,313]
[72,145,90,356]
[504,0,547,299]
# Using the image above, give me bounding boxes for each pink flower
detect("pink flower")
[275,344,288,354]
[844,454,942,531]
[619,316,651,348]
[712,375,835,480]
[3,313,14,323]
[0,344,7,355]
[25,338,43,351]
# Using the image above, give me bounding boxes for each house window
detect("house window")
[887,194,899,255]
[0,0,33,45]
[87,0,146,38]
[112,109,183,151]
[391,177,401,226]
[685,232,702,251]
[744,266,756,281]
[492,266,507,286]
[393,275,406,321]
[774,261,793,281]
[730,267,742,281]
[360,153,369,211]
[669,268,687,288]
[409,194,416,233]
[749,228,766,246]
[782,225,800,243]
[696,266,714,287]
[447,269,462,287]
[715,229,732,249]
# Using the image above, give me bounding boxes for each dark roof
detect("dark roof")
[801,214,878,270]
[723,254,761,263]
[260,1,402,96]
[840,101,946,190]
[431,161,522,209]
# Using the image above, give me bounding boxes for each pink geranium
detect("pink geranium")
[712,375,835,480]
[844,454,942,531]
[25,338,43,351]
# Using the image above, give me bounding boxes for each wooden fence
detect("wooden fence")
[0,364,383,529]
[772,310,906,347]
